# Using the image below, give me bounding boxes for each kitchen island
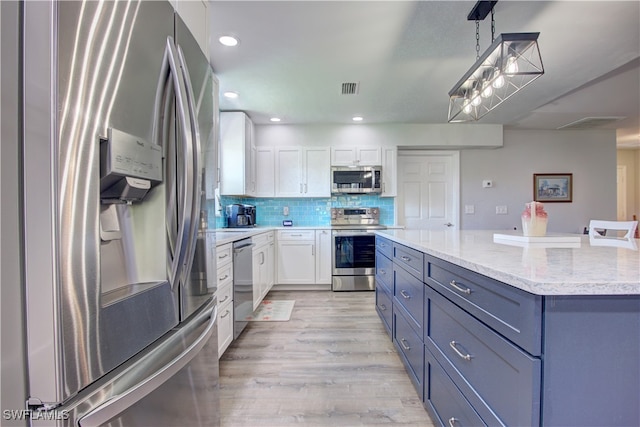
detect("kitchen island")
[374,229,639,427]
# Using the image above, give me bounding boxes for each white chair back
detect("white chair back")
[588,220,638,239]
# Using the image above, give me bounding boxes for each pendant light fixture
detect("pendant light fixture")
[447,1,544,122]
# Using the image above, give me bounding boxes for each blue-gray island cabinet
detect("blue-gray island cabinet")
[375,230,640,427]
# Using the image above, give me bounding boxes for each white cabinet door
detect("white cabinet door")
[275,147,302,197]
[315,229,332,284]
[276,235,316,284]
[217,297,233,357]
[381,146,397,197]
[331,146,381,166]
[252,248,262,311]
[220,112,255,196]
[173,0,208,60]
[303,147,330,197]
[255,146,275,197]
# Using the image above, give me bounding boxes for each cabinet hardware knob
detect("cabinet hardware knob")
[380,304,386,311]
[449,341,472,361]
[449,280,472,295]
[218,274,229,281]
[400,338,411,351]
[220,310,230,318]
[400,290,410,299]
[448,417,458,427]
[400,255,411,262]
[219,295,229,303]
[218,253,229,259]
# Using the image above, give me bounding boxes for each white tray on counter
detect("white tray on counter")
[493,233,582,248]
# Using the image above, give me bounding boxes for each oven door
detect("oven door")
[332,230,377,276]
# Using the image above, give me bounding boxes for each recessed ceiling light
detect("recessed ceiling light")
[352,116,363,122]
[223,91,239,99]
[270,117,281,122]
[218,35,239,47]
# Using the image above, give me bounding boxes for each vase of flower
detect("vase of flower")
[521,201,548,237]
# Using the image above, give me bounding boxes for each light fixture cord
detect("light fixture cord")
[475,19,480,60]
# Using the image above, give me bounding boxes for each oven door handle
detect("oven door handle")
[331,230,376,236]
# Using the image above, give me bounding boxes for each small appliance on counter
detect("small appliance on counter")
[226,204,256,228]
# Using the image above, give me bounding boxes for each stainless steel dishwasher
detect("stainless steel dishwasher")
[233,238,254,339]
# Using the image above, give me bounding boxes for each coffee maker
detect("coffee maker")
[226,204,256,228]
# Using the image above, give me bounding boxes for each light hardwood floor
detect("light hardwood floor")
[219,290,435,426]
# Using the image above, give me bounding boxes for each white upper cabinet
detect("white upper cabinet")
[381,146,397,197]
[275,147,330,197]
[331,146,382,166]
[255,147,275,197]
[219,112,256,196]
[171,0,209,60]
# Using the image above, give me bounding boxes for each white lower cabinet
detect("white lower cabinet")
[276,229,331,285]
[276,230,316,284]
[315,229,332,284]
[216,243,234,358]
[252,231,275,310]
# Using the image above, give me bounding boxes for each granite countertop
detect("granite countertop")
[376,229,640,296]
[213,226,331,246]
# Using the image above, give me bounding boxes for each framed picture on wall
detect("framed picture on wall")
[534,173,573,202]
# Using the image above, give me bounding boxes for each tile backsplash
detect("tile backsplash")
[208,195,394,228]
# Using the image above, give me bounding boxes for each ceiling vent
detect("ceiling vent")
[341,82,359,95]
[557,116,626,130]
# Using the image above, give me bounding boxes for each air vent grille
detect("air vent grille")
[341,82,359,95]
[557,116,625,130]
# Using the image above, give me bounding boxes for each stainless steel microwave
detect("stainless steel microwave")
[331,166,382,194]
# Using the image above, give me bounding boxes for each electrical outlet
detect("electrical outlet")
[464,205,475,214]
[496,205,508,214]
[283,206,289,216]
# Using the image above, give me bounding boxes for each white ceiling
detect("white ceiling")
[208,1,640,148]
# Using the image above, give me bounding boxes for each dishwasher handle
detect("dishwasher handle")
[233,242,255,253]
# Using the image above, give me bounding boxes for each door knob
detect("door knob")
[445,222,454,227]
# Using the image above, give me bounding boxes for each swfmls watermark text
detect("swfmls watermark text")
[3,409,70,421]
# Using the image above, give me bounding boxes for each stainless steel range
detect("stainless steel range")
[331,207,386,291]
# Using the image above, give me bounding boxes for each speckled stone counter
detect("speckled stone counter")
[375,229,639,295]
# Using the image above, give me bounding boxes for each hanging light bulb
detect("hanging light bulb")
[505,55,519,75]
[491,67,505,88]
[463,99,473,114]
[471,88,481,106]
[481,80,493,98]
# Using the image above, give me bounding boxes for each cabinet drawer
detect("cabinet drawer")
[375,250,393,292]
[375,284,392,337]
[376,235,393,259]
[217,299,234,358]
[277,229,315,240]
[217,282,232,306]
[394,243,423,280]
[393,304,424,400]
[425,255,542,356]
[426,286,541,427]
[393,263,424,336]
[425,347,487,427]
[216,243,233,267]
[252,231,274,246]
[216,262,233,289]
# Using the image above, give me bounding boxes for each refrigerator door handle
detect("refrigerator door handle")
[175,44,203,287]
[164,36,195,290]
[77,302,218,427]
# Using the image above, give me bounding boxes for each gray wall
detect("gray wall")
[461,129,617,233]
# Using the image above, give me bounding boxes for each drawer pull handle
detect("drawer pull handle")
[218,274,229,282]
[449,341,472,361]
[380,304,387,311]
[219,295,229,303]
[400,290,411,299]
[379,269,386,275]
[400,255,411,262]
[400,338,411,351]
[448,417,458,427]
[218,253,229,259]
[220,310,230,319]
[449,280,471,295]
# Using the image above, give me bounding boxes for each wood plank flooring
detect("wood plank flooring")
[219,290,435,426]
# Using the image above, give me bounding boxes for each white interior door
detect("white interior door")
[617,165,627,221]
[397,151,459,230]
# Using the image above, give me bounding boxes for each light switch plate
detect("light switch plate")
[496,205,508,214]
[464,205,475,214]
[482,180,493,188]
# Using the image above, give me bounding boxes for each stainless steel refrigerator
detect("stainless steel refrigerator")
[12,1,220,425]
